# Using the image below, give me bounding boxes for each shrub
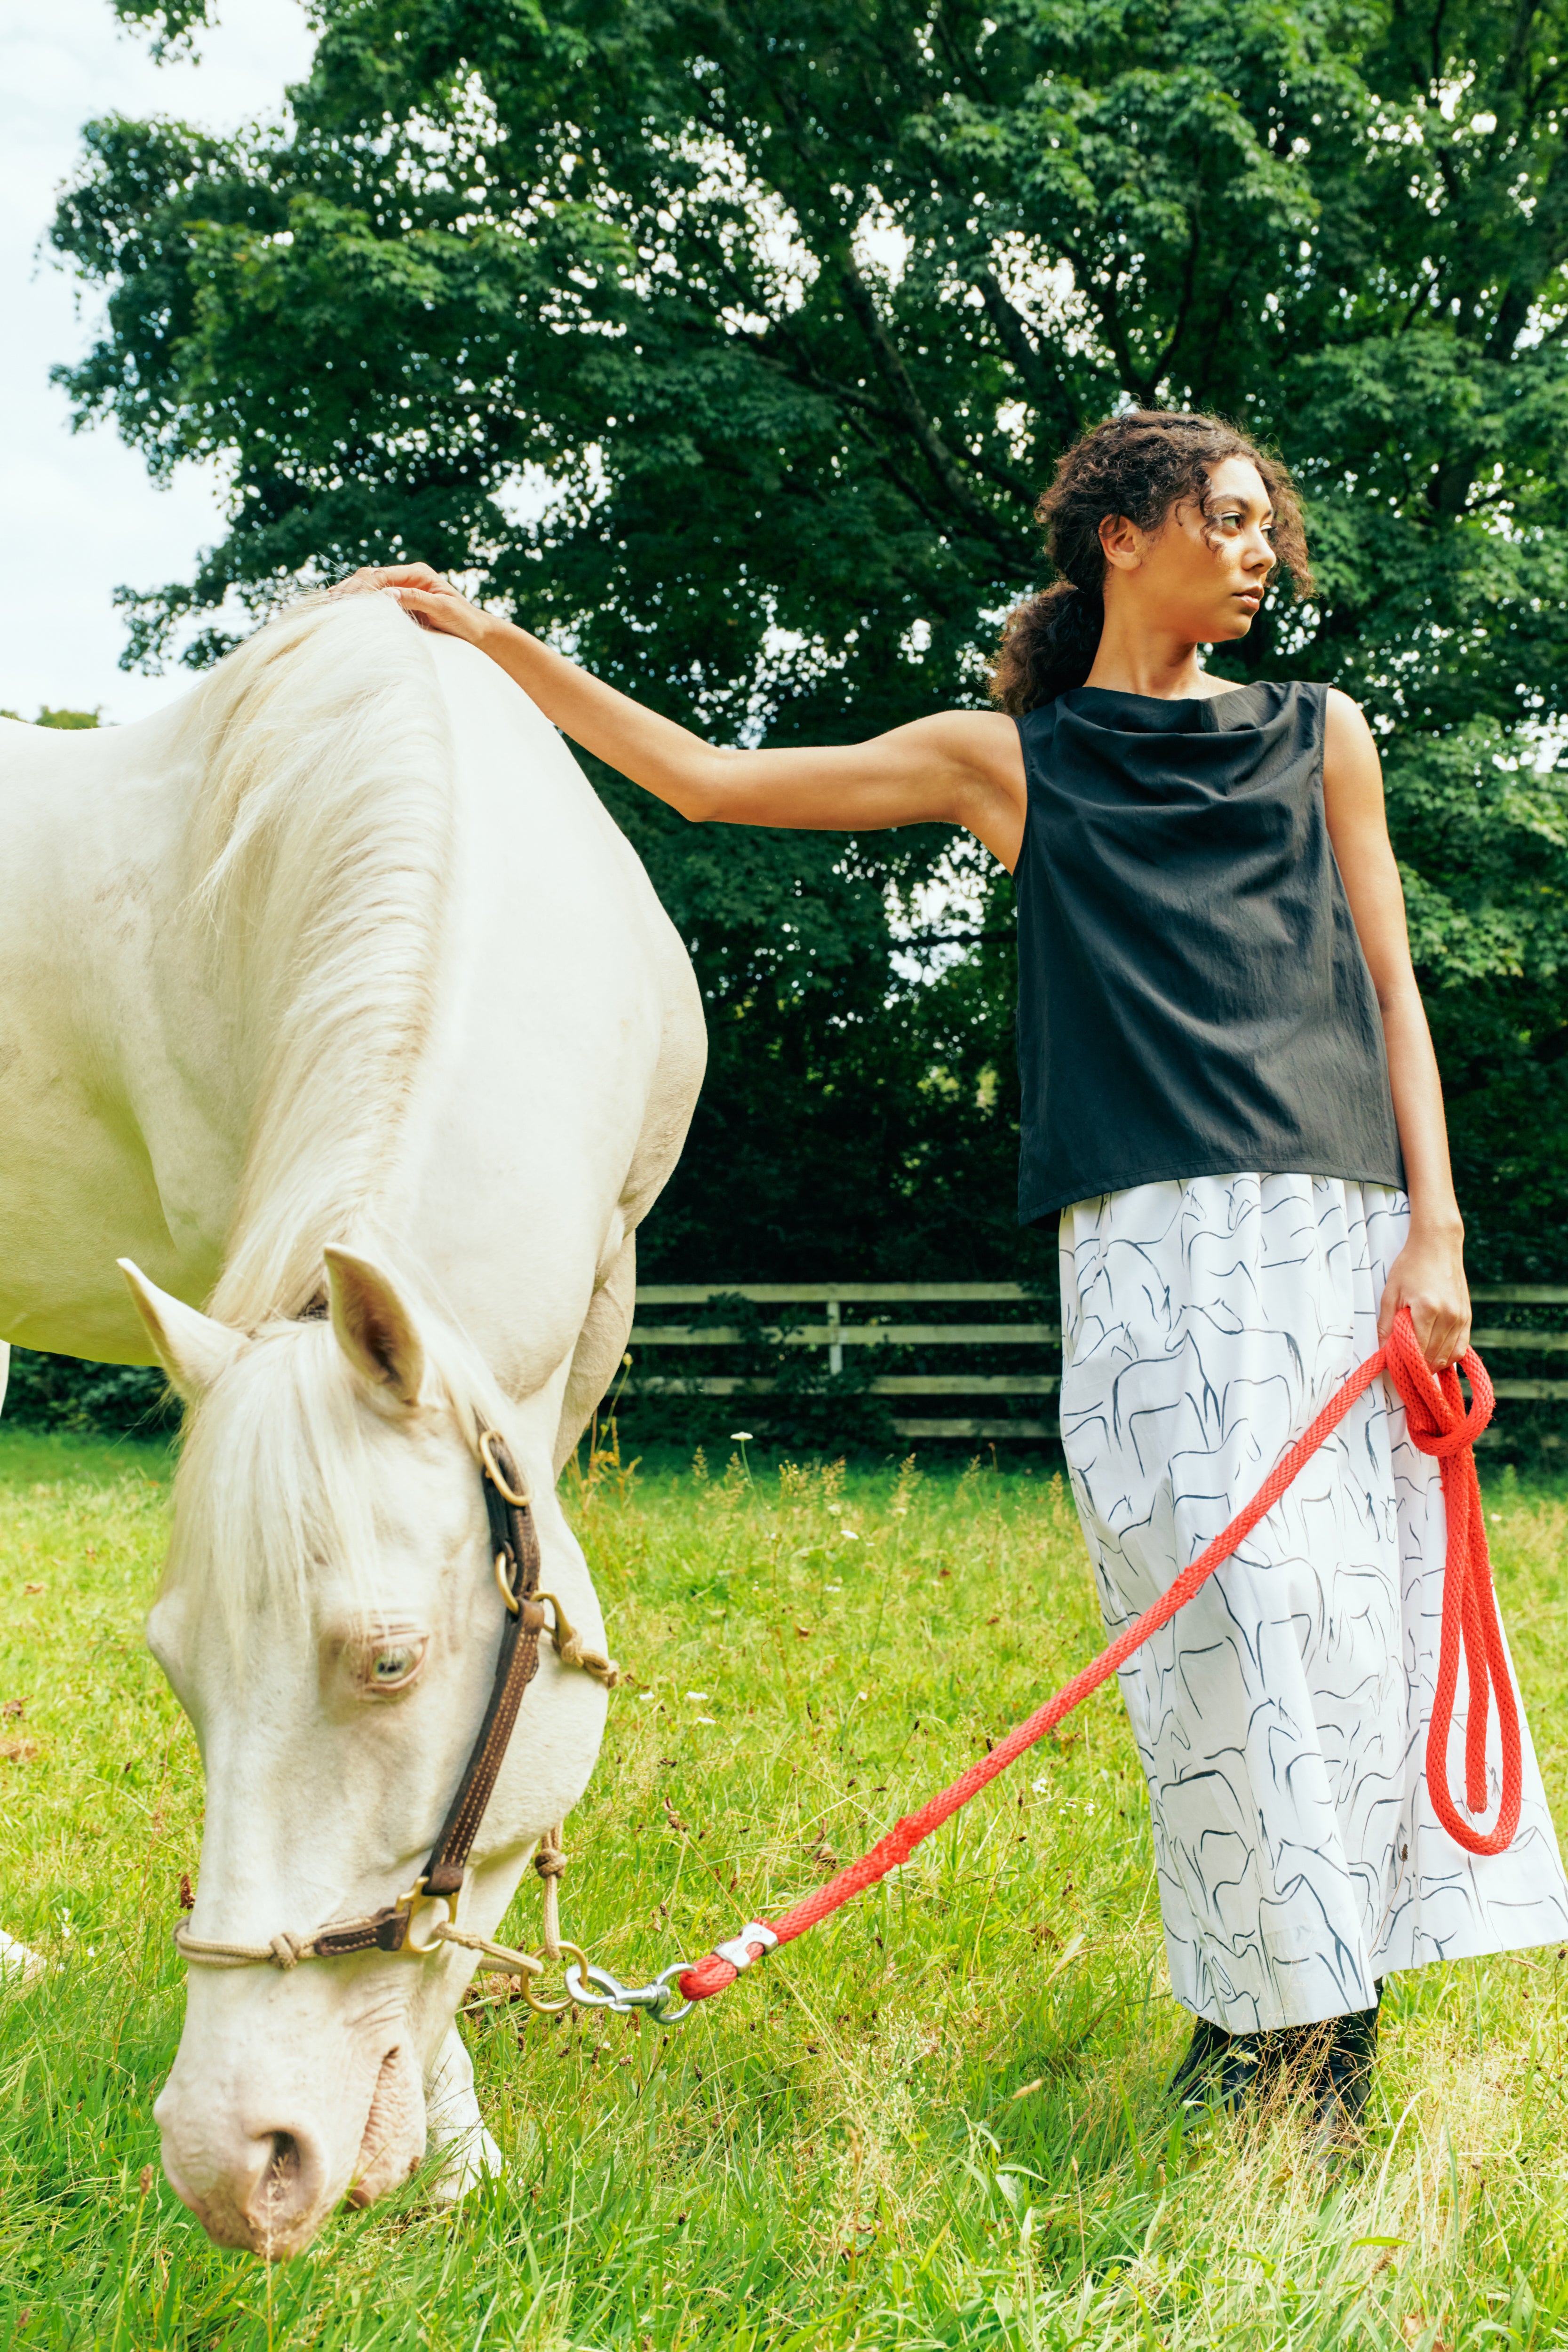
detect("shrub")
[2,1348,175,1440]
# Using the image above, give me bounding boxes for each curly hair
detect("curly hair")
[989,410,1313,715]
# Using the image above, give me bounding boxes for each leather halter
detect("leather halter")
[173,1409,626,1977]
[233,1426,546,1963]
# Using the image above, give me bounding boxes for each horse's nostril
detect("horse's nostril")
[253,2129,310,2246]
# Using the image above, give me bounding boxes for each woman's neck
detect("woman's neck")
[1083,616,1236,701]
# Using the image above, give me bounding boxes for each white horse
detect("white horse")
[0,593,704,2254]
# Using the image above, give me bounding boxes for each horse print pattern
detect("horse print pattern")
[1059,1173,1568,2032]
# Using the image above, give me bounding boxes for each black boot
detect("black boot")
[1170,2014,1267,2112]
[1313,1986,1381,2137]
[1293,1986,1382,2175]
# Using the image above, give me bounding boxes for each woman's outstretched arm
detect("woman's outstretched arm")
[330,564,1026,868]
[1323,689,1469,1369]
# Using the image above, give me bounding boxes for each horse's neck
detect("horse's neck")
[0,713,252,1360]
[361,641,627,1380]
[0,623,702,1396]
[350,636,700,1403]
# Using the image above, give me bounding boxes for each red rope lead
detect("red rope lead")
[1390,1316,1518,1854]
[678,1308,1519,2005]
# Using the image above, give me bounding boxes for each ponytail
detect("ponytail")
[991,580,1103,716]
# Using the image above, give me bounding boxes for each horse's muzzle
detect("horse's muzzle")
[155,2034,425,2257]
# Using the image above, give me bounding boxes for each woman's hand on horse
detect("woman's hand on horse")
[328,561,1027,862]
[1377,1225,1471,1371]
[329,564,496,647]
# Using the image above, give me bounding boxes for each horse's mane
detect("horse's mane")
[175,593,453,1329]
[154,596,557,1644]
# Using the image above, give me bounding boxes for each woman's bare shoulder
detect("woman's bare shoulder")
[914,707,1025,777]
[1322,686,1380,772]
[1322,683,1372,728]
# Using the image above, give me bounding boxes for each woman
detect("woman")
[334,408,1568,2130]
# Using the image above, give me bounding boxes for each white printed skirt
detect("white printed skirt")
[1059,1173,1568,2032]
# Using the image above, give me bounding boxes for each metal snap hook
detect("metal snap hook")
[564,1955,695,2024]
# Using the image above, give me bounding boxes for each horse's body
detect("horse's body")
[0,593,700,1410]
[0,596,705,2252]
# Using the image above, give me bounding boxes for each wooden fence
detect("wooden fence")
[624,1281,1568,1445]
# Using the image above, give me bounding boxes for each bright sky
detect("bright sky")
[0,0,317,723]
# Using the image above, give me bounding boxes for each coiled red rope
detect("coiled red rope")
[677,1308,1519,2005]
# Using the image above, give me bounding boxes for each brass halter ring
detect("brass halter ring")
[401,1889,455,1955]
[521,1940,591,2015]
[478,1427,531,1508]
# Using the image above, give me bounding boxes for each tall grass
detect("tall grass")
[0,1422,1566,2348]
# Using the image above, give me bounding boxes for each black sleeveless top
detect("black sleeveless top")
[1013,681,1405,1225]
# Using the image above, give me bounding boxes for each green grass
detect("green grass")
[2,1425,1568,2349]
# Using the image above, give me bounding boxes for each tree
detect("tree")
[51,0,1568,1280]
[0,708,102,728]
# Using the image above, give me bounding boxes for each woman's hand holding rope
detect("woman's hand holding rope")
[1377,1219,1470,1373]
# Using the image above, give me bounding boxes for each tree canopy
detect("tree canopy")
[54,0,1568,1278]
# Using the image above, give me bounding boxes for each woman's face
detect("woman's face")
[1100,456,1278,644]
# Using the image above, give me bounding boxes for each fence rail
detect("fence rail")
[624,1282,1568,1444]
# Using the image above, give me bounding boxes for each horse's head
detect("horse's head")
[121,1248,608,2257]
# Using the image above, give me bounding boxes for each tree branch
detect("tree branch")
[968,267,1081,449]
[1073,257,1154,407]
[1141,212,1203,401]
[1488,132,1568,358]
[839,406,965,539]
[836,249,1024,558]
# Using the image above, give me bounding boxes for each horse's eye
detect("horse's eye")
[362,1637,426,1692]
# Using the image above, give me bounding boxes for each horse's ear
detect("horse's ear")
[118,1260,245,1402]
[323,1247,426,1411]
